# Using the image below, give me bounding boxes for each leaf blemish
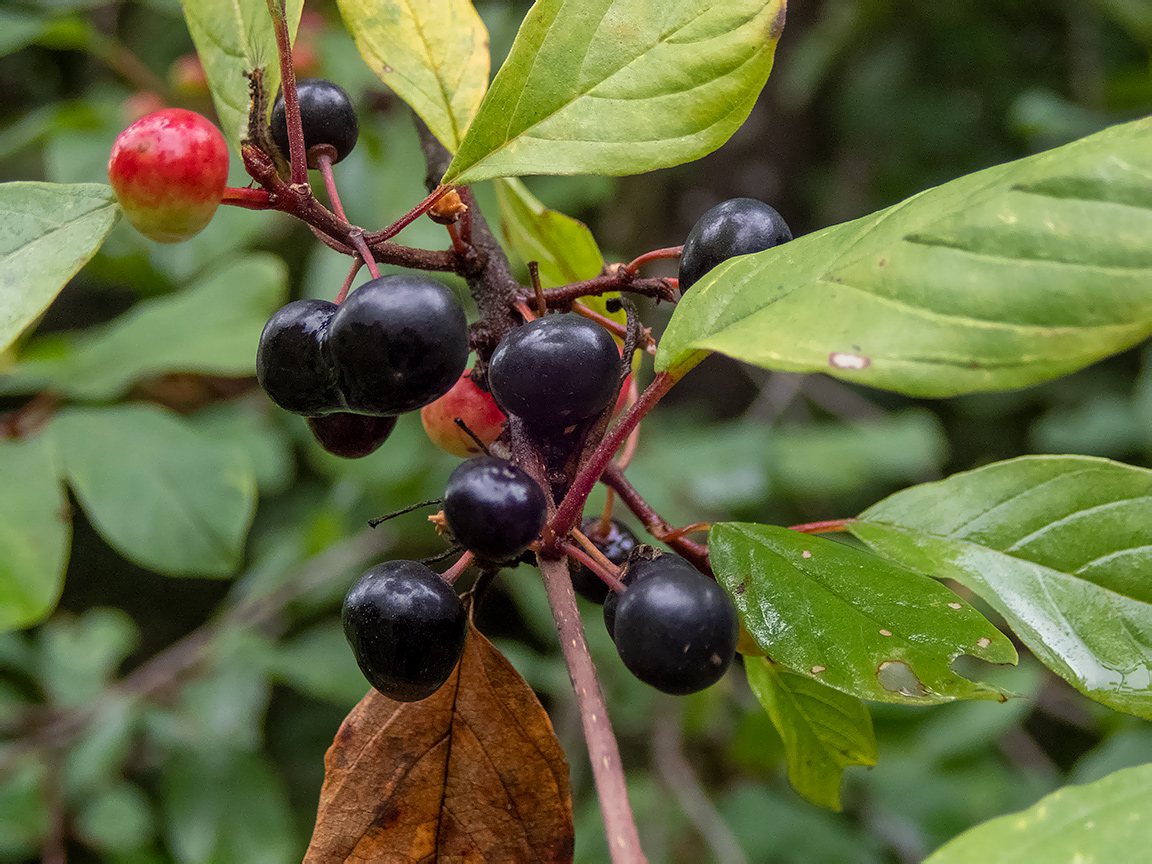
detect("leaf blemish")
[801,550,812,559]
[829,352,870,370]
[877,661,929,697]
[879,629,892,637]
[977,637,991,648]
[811,665,825,674]
[736,582,746,594]
[948,602,962,609]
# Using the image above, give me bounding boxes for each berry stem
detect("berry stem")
[349,232,380,279]
[220,186,274,209]
[541,274,676,308]
[568,530,627,592]
[334,256,362,305]
[788,518,857,534]
[315,152,349,223]
[549,371,678,543]
[536,554,646,863]
[572,303,657,355]
[624,245,683,275]
[265,0,308,186]
[560,541,626,594]
[364,184,451,244]
[441,551,474,585]
[599,463,711,574]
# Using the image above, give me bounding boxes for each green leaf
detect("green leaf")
[442,0,787,184]
[36,608,137,707]
[923,763,1152,864]
[745,657,877,811]
[851,455,1152,718]
[2,254,288,398]
[162,749,297,864]
[710,523,1017,705]
[50,405,256,577]
[0,436,69,634]
[494,177,604,287]
[181,0,304,151]
[0,9,50,57]
[336,0,489,152]
[657,116,1152,395]
[0,182,119,352]
[74,783,155,854]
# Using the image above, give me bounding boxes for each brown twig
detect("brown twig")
[600,463,710,573]
[265,0,308,186]
[537,554,646,863]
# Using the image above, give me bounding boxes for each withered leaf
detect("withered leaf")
[304,614,574,863]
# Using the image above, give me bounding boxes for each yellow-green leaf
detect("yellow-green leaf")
[337,0,489,152]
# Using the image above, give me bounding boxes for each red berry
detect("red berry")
[420,370,507,457]
[108,108,229,244]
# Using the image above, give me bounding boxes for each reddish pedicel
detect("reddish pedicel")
[108,108,229,243]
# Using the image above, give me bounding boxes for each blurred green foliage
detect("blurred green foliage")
[0,0,1149,861]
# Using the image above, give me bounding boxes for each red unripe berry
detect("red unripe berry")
[108,108,229,244]
[420,369,507,457]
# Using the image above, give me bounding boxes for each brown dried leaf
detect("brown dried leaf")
[305,615,574,863]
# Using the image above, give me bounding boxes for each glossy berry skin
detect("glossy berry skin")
[328,275,469,416]
[306,412,396,459]
[271,78,359,168]
[420,369,507,457]
[108,108,229,243]
[678,198,792,293]
[571,517,637,604]
[488,315,621,428]
[256,299,343,415]
[342,561,467,702]
[612,561,738,695]
[603,553,698,640]
[442,457,547,561]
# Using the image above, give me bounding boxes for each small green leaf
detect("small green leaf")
[2,253,288,398]
[657,117,1152,396]
[0,436,69,634]
[494,177,604,287]
[336,0,489,152]
[74,783,155,854]
[710,523,1017,705]
[181,0,304,151]
[50,405,256,577]
[923,763,1152,864]
[0,182,119,352]
[852,455,1152,718]
[443,0,787,183]
[745,657,877,811]
[36,608,137,707]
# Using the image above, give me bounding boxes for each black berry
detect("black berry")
[571,517,637,604]
[328,275,469,416]
[678,198,792,293]
[603,553,698,640]
[611,558,738,695]
[488,314,621,428]
[306,412,396,459]
[271,78,359,168]
[342,560,467,702]
[442,456,547,561]
[256,298,343,415]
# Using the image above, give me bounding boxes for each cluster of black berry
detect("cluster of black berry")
[330,194,788,702]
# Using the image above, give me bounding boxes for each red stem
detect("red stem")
[599,463,710,573]
[562,538,626,594]
[788,519,856,534]
[365,185,450,244]
[264,0,308,186]
[220,186,274,209]
[624,245,683,275]
[349,233,381,279]
[441,551,474,585]
[316,153,348,223]
[549,371,677,542]
[334,257,362,305]
[537,555,646,863]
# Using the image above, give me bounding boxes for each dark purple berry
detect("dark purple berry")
[611,558,738,695]
[603,553,699,640]
[572,517,637,604]
[271,78,359,168]
[488,314,621,428]
[442,456,547,561]
[679,198,792,293]
[306,413,396,459]
[256,298,343,415]
[328,275,469,416]
[342,560,466,702]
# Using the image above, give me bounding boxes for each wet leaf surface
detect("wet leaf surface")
[305,614,573,863]
[710,523,1017,705]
